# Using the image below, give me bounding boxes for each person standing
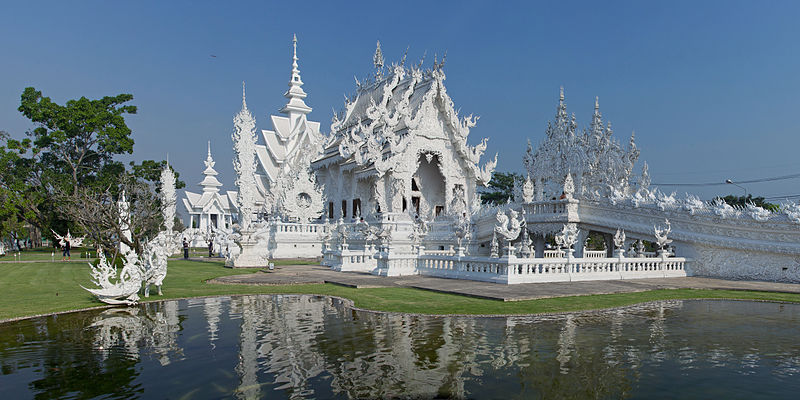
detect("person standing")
[62,239,71,261]
[183,238,189,259]
[208,239,213,258]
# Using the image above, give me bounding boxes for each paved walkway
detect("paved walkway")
[210,264,800,301]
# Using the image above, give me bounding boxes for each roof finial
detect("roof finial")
[594,96,599,111]
[280,34,311,116]
[373,40,384,76]
[559,86,565,102]
[293,33,297,60]
[242,81,247,109]
[207,140,211,158]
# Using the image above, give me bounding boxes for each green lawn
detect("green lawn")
[1,258,799,321]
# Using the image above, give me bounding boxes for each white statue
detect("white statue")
[82,247,144,305]
[613,228,626,249]
[683,194,707,215]
[746,202,772,222]
[654,219,673,250]
[555,224,580,251]
[781,200,800,224]
[518,175,533,204]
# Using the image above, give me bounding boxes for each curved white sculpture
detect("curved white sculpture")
[82,247,144,305]
[654,219,672,250]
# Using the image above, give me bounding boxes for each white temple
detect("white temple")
[312,41,495,221]
[182,142,235,233]
[181,37,800,283]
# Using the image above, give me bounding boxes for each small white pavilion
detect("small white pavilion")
[182,142,236,235]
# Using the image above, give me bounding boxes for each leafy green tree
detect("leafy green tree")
[480,172,522,205]
[17,87,137,195]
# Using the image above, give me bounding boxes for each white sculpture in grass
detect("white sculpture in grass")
[82,247,144,305]
[142,162,179,297]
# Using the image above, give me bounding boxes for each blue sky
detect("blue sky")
[2,0,800,202]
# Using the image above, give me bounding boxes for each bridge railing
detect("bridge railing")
[415,254,687,284]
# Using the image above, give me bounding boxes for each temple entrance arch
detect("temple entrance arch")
[412,152,446,218]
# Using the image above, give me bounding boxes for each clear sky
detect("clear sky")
[2,0,800,203]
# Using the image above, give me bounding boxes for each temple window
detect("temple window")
[328,202,334,219]
[341,200,347,218]
[352,199,361,217]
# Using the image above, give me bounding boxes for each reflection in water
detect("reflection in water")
[91,301,183,366]
[1,297,799,399]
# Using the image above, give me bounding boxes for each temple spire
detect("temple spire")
[200,140,222,193]
[242,81,247,109]
[281,34,312,118]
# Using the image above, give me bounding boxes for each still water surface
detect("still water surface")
[1,296,799,399]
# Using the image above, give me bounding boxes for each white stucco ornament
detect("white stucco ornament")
[555,224,580,250]
[279,167,325,223]
[521,176,534,203]
[494,209,523,242]
[232,83,259,232]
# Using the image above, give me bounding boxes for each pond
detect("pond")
[1,296,799,399]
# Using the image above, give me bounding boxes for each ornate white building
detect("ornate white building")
[182,142,235,233]
[255,35,326,222]
[312,42,496,221]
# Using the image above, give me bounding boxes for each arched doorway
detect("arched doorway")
[412,153,446,218]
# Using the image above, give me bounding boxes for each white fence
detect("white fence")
[415,254,686,284]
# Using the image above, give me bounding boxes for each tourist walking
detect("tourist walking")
[208,239,213,258]
[61,239,71,261]
[183,238,189,259]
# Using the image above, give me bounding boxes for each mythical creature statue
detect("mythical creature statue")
[781,201,800,224]
[494,209,523,242]
[141,231,178,297]
[654,219,673,250]
[746,202,772,222]
[683,194,707,215]
[656,191,679,211]
[614,228,626,249]
[555,224,580,250]
[82,247,144,305]
[711,198,741,219]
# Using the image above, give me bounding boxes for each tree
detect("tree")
[18,87,137,196]
[480,172,522,205]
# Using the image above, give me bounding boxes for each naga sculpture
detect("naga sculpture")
[654,219,673,250]
[82,247,144,305]
[495,209,523,256]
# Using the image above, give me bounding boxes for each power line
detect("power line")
[652,172,800,187]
